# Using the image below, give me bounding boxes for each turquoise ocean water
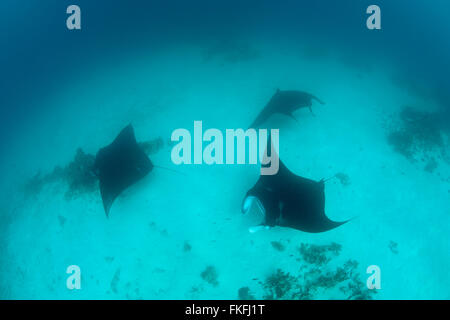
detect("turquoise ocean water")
[0,1,449,299]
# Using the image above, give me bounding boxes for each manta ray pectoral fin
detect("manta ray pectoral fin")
[99,181,113,218]
[281,110,300,124]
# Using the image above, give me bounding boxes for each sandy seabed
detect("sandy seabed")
[0,40,449,299]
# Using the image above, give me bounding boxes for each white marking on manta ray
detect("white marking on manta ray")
[242,196,270,233]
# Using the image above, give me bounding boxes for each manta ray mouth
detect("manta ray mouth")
[242,196,266,217]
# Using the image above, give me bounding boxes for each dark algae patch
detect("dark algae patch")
[387,106,448,168]
[110,268,121,294]
[23,172,46,197]
[57,215,66,227]
[270,241,286,252]
[64,148,97,199]
[183,241,192,252]
[23,148,96,199]
[335,172,351,186]
[298,242,341,266]
[238,287,255,300]
[23,137,164,199]
[263,269,296,300]
[424,158,438,173]
[139,137,164,155]
[201,266,219,287]
[249,242,375,300]
[388,241,399,254]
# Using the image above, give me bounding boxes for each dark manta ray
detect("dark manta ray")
[94,124,153,217]
[250,89,325,128]
[242,160,348,233]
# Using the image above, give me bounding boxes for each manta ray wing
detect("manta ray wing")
[250,89,325,128]
[243,157,347,233]
[94,124,153,217]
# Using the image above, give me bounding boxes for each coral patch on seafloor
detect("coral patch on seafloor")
[248,242,376,300]
[335,172,351,186]
[238,286,256,300]
[63,148,97,199]
[201,266,219,287]
[298,242,342,266]
[139,137,164,155]
[386,106,448,169]
[23,137,164,200]
[23,148,96,200]
[270,241,286,252]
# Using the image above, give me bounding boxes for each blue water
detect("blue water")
[0,1,449,299]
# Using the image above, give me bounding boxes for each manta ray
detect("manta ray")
[94,124,153,217]
[250,89,325,128]
[241,138,347,233]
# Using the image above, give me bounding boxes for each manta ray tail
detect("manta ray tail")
[288,112,300,124]
[312,95,325,105]
[321,174,337,183]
